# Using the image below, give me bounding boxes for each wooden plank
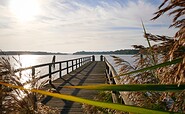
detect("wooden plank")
[41,61,106,114]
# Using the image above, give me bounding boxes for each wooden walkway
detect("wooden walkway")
[41,61,106,114]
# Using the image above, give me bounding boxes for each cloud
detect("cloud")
[0,0,9,6]
[0,0,177,52]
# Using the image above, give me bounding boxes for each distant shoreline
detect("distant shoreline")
[0,51,68,55]
[73,49,139,55]
[0,49,139,55]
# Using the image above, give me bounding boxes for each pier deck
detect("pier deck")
[41,61,106,114]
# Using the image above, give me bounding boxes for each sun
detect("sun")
[9,0,40,22]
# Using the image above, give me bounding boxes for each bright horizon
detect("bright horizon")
[0,0,177,53]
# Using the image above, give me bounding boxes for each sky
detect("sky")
[0,0,177,53]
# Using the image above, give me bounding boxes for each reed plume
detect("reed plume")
[0,55,59,114]
[112,0,185,113]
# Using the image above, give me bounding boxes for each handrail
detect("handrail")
[104,56,134,105]
[104,57,120,103]
[0,55,94,111]
[1,56,93,84]
[104,57,120,83]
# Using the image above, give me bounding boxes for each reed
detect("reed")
[0,55,59,114]
[110,0,185,113]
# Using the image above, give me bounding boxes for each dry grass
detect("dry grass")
[113,0,185,113]
[0,55,59,114]
[152,1,185,112]
[152,0,185,85]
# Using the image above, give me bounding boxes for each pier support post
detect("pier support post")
[72,60,74,71]
[49,64,52,84]
[100,55,103,61]
[92,55,95,61]
[59,63,62,78]
[76,59,78,68]
[66,61,69,74]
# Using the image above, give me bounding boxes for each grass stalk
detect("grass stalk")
[113,57,183,78]
[64,84,185,91]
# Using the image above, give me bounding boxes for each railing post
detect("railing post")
[76,59,78,69]
[32,67,35,77]
[49,64,52,84]
[72,60,74,71]
[80,58,82,66]
[78,59,80,67]
[100,55,103,61]
[92,55,95,61]
[66,61,69,74]
[59,63,62,78]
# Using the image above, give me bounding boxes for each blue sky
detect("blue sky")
[0,0,177,53]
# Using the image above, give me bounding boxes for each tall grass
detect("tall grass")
[0,55,59,114]
[111,0,185,113]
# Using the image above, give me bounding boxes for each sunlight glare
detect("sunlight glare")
[9,0,40,22]
[20,55,37,67]
[18,55,38,83]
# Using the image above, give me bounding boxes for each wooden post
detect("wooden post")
[72,60,74,71]
[32,67,35,77]
[92,55,95,61]
[80,58,82,66]
[78,59,80,67]
[100,55,103,61]
[66,61,69,74]
[76,59,78,69]
[49,64,52,84]
[59,63,62,78]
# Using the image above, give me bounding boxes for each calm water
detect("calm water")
[9,54,135,68]
[4,54,135,84]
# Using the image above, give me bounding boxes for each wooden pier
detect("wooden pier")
[41,61,106,113]
[1,55,120,114]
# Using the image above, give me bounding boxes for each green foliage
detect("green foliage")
[83,91,114,114]
[64,84,185,91]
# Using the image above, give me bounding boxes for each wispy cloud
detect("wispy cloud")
[0,0,177,52]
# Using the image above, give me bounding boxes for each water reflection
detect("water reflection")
[19,55,38,67]
[16,55,39,83]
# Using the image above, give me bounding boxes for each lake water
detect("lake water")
[11,54,135,67]
[3,54,135,84]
